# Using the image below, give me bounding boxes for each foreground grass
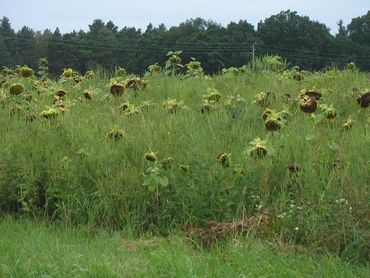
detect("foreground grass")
[0,218,368,277]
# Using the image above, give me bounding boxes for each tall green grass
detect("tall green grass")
[0,70,369,262]
[0,218,368,277]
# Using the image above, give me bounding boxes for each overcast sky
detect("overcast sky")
[1,0,369,34]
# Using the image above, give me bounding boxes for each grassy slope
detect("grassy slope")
[0,218,368,277]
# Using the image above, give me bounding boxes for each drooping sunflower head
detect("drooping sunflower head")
[108,127,124,141]
[110,82,125,96]
[62,68,74,80]
[20,66,34,78]
[9,83,25,95]
[356,90,370,108]
[217,153,231,168]
[145,151,158,162]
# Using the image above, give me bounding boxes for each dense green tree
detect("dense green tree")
[0,34,14,67]
[47,28,63,74]
[348,11,370,45]
[1,12,370,74]
[15,26,37,67]
[257,10,333,69]
[0,16,16,66]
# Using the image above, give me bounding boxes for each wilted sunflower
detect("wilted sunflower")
[83,91,92,100]
[341,117,355,131]
[116,67,127,77]
[25,113,37,123]
[118,102,129,112]
[299,96,317,113]
[203,88,222,102]
[164,98,186,114]
[55,90,67,97]
[320,104,337,120]
[293,73,304,81]
[40,107,59,119]
[201,99,215,113]
[300,88,322,100]
[217,153,231,168]
[248,138,269,158]
[20,66,34,78]
[110,82,125,96]
[140,100,156,111]
[9,83,25,95]
[253,92,275,107]
[125,77,148,91]
[84,70,95,79]
[39,58,48,66]
[109,128,124,141]
[148,63,161,74]
[347,62,356,71]
[162,157,173,170]
[356,90,370,108]
[62,68,74,80]
[145,151,158,162]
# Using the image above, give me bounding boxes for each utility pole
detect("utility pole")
[252,43,256,72]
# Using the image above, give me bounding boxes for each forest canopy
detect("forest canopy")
[0,10,370,75]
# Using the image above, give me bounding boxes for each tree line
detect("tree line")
[0,10,369,75]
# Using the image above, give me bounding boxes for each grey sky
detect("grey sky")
[1,0,369,34]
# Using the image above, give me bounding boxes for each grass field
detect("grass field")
[0,64,369,273]
[0,217,369,277]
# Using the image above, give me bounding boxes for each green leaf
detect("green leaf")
[160,176,169,187]
[328,141,339,151]
[305,134,316,141]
